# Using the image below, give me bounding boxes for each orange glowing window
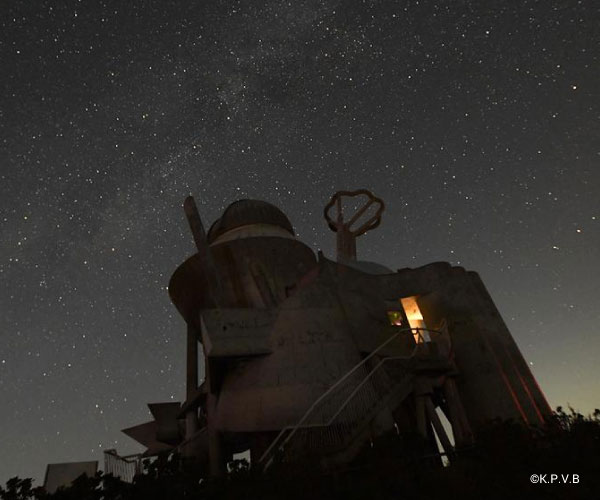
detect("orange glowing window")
[400,296,423,325]
[387,310,403,326]
[400,296,428,342]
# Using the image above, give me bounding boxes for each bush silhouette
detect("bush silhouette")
[3,407,599,500]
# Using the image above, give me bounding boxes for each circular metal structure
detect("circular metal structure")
[324,189,385,261]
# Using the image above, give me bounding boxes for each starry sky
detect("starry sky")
[1,0,599,484]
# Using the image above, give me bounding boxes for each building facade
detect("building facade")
[123,191,551,475]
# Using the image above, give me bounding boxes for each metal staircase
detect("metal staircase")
[258,327,452,471]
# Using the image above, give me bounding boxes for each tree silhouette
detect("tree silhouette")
[3,407,599,500]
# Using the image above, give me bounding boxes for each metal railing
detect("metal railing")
[103,449,142,483]
[258,326,451,470]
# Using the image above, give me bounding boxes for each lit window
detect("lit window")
[400,296,429,342]
[387,310,403,326]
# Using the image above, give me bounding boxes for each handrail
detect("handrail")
[103,450,143,482]
[326,352,415,425]
[258,326,449,469]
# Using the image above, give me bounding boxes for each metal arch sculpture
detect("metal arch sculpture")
[324,189,385,261]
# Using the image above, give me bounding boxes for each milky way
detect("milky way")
[1,0,598,483]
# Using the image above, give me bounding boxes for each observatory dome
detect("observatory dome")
[207,199,295,245]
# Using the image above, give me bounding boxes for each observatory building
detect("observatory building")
[120,190,551,476]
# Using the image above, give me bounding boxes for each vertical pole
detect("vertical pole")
[415,395,428,438]
[336,226,357,261]
[183,196,225,475]
[414,377,430,439]
[206,390,223,475]
[183,196,222,307]
[335,196,346,261]
[185,324,199,440]
[334,197,357,261]
[425,396,454,458]
[331,196,353,261]
[442,378,465,446]
[201,324,225,476]
[443,378,473,445]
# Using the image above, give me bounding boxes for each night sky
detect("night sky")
[1,0,598,484]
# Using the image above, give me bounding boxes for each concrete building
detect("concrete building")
[123,190,551,475]
[43,461,98,493]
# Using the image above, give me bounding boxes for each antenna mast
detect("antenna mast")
[324,189,385,261]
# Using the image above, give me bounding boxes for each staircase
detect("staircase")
[258,327,452,471]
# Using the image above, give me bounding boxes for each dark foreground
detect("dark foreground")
[3,408,599,500]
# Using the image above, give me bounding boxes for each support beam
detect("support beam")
[425,396,454,458]
[183,196,223,307]
[185,324,199,441]
[415,395,428,438]
[443,378,473,446]
[183,196,225,475]
[201,323,225,477]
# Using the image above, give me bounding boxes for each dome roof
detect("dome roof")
[207,199,295,244]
